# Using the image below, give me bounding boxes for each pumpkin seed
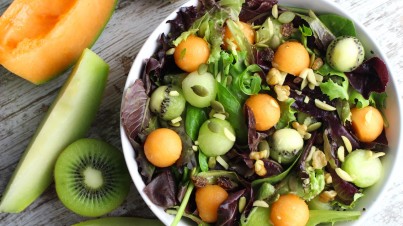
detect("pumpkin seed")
[278,11,295,24]
[238,197,247,213]
[197,63,208,75]
[191,85,209,97]
[307,122,322,132]
[166,48,175,55]
[213,113,226,120]
[258,140,270,153]
[207,120,221,133]
[208,157,216,169]
[211,100,225,113]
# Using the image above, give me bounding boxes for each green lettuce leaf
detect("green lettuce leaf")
[276,98,297,129]
[307,209,361,226]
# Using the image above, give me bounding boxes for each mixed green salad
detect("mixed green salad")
[121,0,389,225]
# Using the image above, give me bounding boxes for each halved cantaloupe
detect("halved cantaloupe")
[0,0,117,84]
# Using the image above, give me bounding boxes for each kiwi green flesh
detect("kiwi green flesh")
[54,138,130,217]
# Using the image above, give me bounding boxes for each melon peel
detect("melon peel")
[0,0,117,84]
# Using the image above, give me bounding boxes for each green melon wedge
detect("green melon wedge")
[0,48,109,213]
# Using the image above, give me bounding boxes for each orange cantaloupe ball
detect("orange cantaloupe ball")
[223,21,255,50]
[245,93,281,131]
[272,41,310,76]
[144,128,182,167]
[195,185,229,223]
[174,35,210,73]
[270,194,309,226]
[351,106,384,142]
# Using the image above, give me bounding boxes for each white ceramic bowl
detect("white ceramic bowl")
[120,0,403,225]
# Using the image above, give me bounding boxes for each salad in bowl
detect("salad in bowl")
[120,0,401,225]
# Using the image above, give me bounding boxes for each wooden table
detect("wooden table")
[1,0,402,225]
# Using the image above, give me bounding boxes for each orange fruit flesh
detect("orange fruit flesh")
[0,0,116,84]
[272,41,310,76]
[174,35,210,73]
[245,94,281,131]
[223,21,255,50]
[195,185,229,223]
[144,128,182,168]
[351,106,384,142]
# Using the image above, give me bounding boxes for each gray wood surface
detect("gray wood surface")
[0,0,402,225]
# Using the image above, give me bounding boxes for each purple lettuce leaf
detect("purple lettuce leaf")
[329,168,360,205]
[361,129,388,152]
[142,34,179,89]
[121,80,155,182]
[297,131,319,180]
[121,79,151,141]
[226,149,256,180]
[253,47,274,74]
[167,5,204,39]
[262,159,284,177]
[345,57,389,99]
[144,170,178,208]
[246,106,269,153]
[239,0,278,24]
[216,186,254,226]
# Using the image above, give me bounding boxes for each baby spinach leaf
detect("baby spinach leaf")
[217,82,248,143]
[185,105,208,141]
[198,151,209,172]
[318,14,357,37]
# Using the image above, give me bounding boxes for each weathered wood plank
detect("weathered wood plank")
[0,0,402,225]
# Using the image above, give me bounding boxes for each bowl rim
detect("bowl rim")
[120,0,403,225]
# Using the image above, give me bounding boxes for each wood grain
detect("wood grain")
[0,0,402,225]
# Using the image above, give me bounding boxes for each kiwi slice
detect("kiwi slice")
[54,138,130,217]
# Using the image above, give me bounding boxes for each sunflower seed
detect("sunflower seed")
[224,128,236,142]
[253,200,269,208]
[337,146,345,162]
[335,168,354,182]
[169,90,180,97]
[314,99,336,111]
[272,4,279,19]
[370,152,386,159]
[171,116,182,124]
[341,136,352,153]
[216,155,229,169]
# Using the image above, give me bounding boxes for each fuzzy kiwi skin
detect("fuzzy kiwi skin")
[54,138,130,217]
[149,85,186,120]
